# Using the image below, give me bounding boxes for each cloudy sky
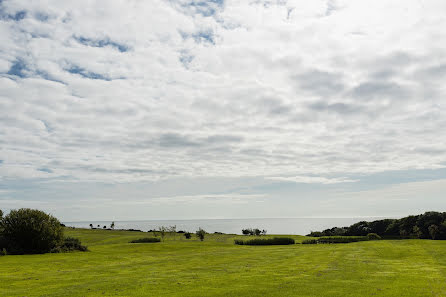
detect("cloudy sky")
[1,0,446,221]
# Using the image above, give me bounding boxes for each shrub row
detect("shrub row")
[302,234,381,244]
[130,237,161,243]
[235,237,295,245]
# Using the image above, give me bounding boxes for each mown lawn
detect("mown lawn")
[1,228,446,296]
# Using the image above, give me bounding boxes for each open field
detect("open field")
[1,228,446,297]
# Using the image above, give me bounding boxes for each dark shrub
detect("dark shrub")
[235,237,295,245]
[367,233,381,240]
[184,232,191,239]
[130,237,161,243]
[60,237,88,252]
[346,221,370,236]
[301,239,318,244]
[307,231,323,237]
[242,228,253,235]
[196,228,206,241]
[1,208,63,254]
[317,236,368,244]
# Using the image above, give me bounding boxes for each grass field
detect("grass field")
[1,228,446,297]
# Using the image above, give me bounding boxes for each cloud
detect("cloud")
[0,0,446,187]
[267,176,358,184]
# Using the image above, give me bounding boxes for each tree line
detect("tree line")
[308,211,446,240]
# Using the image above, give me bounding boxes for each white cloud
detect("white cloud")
[1,0,446,185]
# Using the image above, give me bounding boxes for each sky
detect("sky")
[1,0,446,221]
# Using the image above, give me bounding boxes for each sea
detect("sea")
[63,217,392,235]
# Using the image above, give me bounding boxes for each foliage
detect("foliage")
[184,232,191,239]
[1,208,64,254]
[130,237,161,243]
[317,236,368,244]
[52,237,88,252]
[307,231,323,237]
[308,212,446,240]
[367,233,381,240]
[234,237,295,245]
[196,228,206,241]
[301,239,318,244]
[241,228,266,236]
[110,222,115,230]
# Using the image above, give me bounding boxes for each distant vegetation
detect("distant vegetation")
[196,228,207,241]
[302,236,369,244]
[242,228,267,236]
[235,237,295,245]
[307,211,446,240]
[130,237,161,243]
[0,208,86,255]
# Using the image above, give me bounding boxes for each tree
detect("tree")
[110,222,115,230]
[158,226,167,241]
[429,225,439,240]
[0,209,3,230]
[103,226,107,229]
[184,232,191,239]
[1,208,63,254]
[89,224,93,229]
[196,228,206,241]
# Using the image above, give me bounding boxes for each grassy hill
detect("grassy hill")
[1,228,446,296]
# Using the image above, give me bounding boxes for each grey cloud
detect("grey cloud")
[292,70,344,97]
[351,81,410,101]
[158,133,201,148]
[415,63,446,80]
[308,101,363,114]
[158,133,243,148]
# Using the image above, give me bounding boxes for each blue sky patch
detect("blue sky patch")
[7,59,27,77]
[37,168,53,173]
[66,65,111,81]
[0,9,26,21]
[74,36,129,53]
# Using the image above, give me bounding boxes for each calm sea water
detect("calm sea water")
[64,217,391,235]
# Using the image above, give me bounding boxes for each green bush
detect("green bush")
[1,208,63,254]
[234,237,295,245]
[367,233,382,240]
[59,237,88,252]
[130,237,161,243]
[317,236,368,244]
[196,228,206,241]
[301,239,318,244]
[184,232,191,239]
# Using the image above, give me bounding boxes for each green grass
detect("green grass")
[1,228,446,296]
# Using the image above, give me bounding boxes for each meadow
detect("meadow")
[1,228,446,297]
